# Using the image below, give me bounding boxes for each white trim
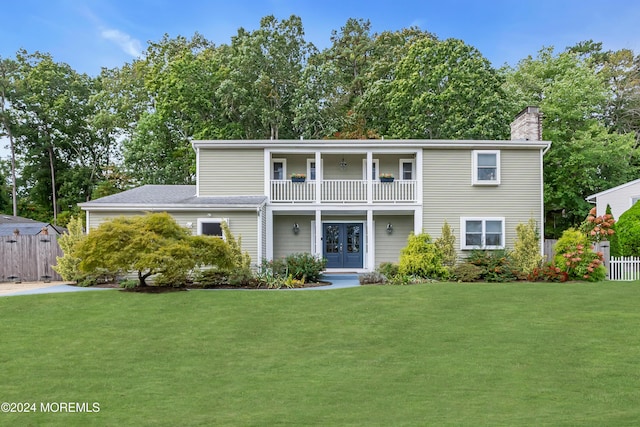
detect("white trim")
[266,207,274,260]
[306,158,317,180]
[362,158,379,180]
[271,158,287,180]
[367,210,374,269]
[193,139,551,151]
[398,158,415,180]
[257,207,263,263]
[460,217,505,250]
[264,148,271,198]
[586,178,640,201]
[197,217,229,239]
[85,210,90,234]
[471,150,500,186]
[195,146,200,197]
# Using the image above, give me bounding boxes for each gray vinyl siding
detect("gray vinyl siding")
[374,214,413,266]
[87,210,260,264]
[422,148,543,251]
[198,148,264,196]
[273,215,313,258]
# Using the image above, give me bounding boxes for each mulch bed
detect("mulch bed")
[87,281,332,293]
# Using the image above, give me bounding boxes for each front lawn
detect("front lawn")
[1,282,640,425]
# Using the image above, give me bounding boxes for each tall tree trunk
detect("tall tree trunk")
[47,145,57,225]
[0,87,17,216]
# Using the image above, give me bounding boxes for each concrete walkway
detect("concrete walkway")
[0,274,361,297]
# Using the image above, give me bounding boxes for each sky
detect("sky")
[1,0,639,76]
[1,0,639,160]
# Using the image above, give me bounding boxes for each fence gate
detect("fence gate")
[0,235,63,282]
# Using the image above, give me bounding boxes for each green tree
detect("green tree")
[503,46,639,237]
[614,201,640,256]
[399,232,448,279]
[76,212,233,286]
[386,37,511,139]
[52,216,86,282]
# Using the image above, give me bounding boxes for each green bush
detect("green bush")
[465,250,516,282]
[359,271,387,285]
[434,220,457,268]
[511,218,543,277]
[615,202,640,256]
[377,262,399,278]
[606,204,621,257]
[553,229,605,281]
[451,263,483,282]
[398,232,448,279]
[261,253,327,283]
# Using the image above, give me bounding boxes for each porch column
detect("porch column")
[315,151,322,204]
[315,210,322,259]
[367,209,374,270]
[366,151,373,203]
[265,207,274,261]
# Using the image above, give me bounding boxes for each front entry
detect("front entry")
[323,223,363,269]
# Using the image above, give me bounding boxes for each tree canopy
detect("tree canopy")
[0,17,639,239]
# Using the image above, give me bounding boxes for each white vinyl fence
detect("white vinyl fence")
[609,256,640,281]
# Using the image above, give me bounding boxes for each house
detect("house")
[80,107,550,272]
[0,215,65,236]
[586,178,640,220]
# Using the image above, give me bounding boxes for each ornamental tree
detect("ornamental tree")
[76,212,233,286]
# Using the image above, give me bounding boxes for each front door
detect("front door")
[323,223,363,269]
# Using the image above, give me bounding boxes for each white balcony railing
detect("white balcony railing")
[270,180,417,203]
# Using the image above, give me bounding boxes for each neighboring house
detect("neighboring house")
[586,178,640,219]
[80,107,550,272]
[0,215,65,236]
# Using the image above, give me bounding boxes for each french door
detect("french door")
[323,223,363,269]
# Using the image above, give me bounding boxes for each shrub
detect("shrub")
[527,263,568,282]
[53,216,87,282]
[398,232,448,279]
[451,263,483,282]
[553,229,605,281]
[434,220,457,268]
[511,218,543,277]
[606,204,621,257]
[465,250,516,282]
[359,271,387,285]
[377,262,399,278]
[579,207,615,244]
[615,202,640,256]
[261,253,327,283]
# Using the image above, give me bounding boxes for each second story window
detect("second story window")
[307,159,316,180]
[472,150,500,185]
[399,159,415,180]
[272,158,286,180]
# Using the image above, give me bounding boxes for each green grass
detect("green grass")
[2,283,640,426]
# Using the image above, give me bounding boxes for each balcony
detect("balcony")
[270,179,417,204]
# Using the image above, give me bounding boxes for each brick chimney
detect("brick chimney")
[510,106,542,140]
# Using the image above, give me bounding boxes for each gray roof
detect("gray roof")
[79,185,267,209]
[0,215,64,236]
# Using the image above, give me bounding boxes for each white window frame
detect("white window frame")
[271,158,287,180]
[472,150,500,185]
[307,158,318,181]
[197,217,229,240]
[399,158,415,180]
[362,159,379,180]
[460,217,505,250]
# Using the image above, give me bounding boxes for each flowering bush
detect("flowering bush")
[379,173,394,179]
[579,207,615,243]
[553,229,606,281]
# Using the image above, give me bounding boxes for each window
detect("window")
[460,217,505,249]
[399,159,415,180]
[197,218,228,239]
[271,158,286,180]
[307,159,317,181]
[472,150,500,185]
[362,159,379,180]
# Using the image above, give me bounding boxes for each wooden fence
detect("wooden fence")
[0,235,63,282]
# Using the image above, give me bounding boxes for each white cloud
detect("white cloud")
[100,28,142,58]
